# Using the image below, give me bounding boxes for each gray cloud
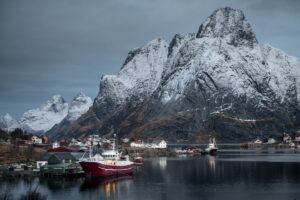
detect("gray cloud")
[0,0,299,119]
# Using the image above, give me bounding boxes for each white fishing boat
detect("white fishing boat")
[205,137,218,155]
[254,138,263,144]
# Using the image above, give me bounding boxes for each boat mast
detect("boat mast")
[89,137,92,159]
[113,133,118,151]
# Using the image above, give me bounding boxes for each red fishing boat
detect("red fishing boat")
[79,138,134,177]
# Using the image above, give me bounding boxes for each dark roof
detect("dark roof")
[52,152,75,161]
[37,152,75,161]
[47,146,81,152]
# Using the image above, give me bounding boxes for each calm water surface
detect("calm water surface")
[2,148,300,200]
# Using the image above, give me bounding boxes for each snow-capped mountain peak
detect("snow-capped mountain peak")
[19,95,69,133]
[94,38,168,118]
[196,7,257,47]
[66,92,93,122]
[18,93,93,134]
[0,113,18,132]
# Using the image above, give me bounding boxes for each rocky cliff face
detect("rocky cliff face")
[50,7,300,142]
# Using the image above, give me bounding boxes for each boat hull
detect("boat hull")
[80,161,134,177]
[208,148,218,155]
[204,148,218,155]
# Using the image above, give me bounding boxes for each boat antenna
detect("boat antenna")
[113,133,117,151]
[89,139,92,159]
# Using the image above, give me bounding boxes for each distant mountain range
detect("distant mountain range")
[0,92,92,134]
[3,7,300,142]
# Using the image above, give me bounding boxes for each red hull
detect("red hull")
[209,148,218,155]
[80,161,134,177]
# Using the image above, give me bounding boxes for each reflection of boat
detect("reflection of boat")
[80,174,133,191]
[290,142,296,148]
[79,137,134,177]
[204,137,218,155]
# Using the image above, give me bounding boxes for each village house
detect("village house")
[31,136,42,144]
[283,133,292,144]
[151,140,167,149]
[130,140,144,148]
[52,141,60,149]
[39,152,79,175]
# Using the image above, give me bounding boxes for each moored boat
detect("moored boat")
[254,138,263,144]
[79,138,134,177]
[205,137,218,155]
[133,156,143,165]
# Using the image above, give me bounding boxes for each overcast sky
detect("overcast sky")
[0,0,299,119]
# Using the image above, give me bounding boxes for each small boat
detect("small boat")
[133,156,143,165]
[205,137,218,155]
[79,137,134,177]
[254,138,263,144]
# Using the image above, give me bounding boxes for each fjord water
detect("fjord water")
[2,148,300,200]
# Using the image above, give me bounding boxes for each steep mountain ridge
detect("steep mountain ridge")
[19,95,69,133]
[46,93,93,137]
[50,7,300,142]
[1,93,92,134]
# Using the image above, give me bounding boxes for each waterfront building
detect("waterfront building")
[31,136,42,144]
[151,140,167,148]
[130,140,144,148]
[283,133,292,144]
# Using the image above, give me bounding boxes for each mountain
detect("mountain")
[19,95,69,134]
[0,113,18,132]
[46,93,92,137]
[50,7,300,142]
[19,93,92,134]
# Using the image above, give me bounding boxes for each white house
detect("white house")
[151,140,167,149]
[52,141,60,149]
[130,140,144,148]
[31,136,42,144]
[122,138,130,143]
[283,133,292,144]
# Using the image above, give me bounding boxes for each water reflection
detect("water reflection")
[2,152,300,200]
[207,155,216,172]
[80,175,133,199]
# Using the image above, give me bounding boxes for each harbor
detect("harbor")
[2,148,300,200]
